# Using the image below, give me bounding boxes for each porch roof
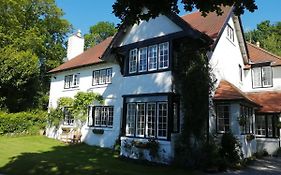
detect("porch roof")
[247,91,281,113]
[213,80,259,107]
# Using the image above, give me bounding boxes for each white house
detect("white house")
[47,6,281,163]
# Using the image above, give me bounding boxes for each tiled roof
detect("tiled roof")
[247,91,281,113]
[213,80,259,106]
[181,6,232,39]
[49,37,113,73]
[246,42,281,66]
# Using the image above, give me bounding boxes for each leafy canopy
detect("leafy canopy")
[0,0,71,112]
[84,21,117,49]
[245,20,281,56]
[112,0,257,25]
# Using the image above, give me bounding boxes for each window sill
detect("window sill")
[90,84,110,89]
[124,68,170,77]
[63,88,80,92]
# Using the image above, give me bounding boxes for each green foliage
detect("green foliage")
[57,97,74,108]
[47,108,64,128]
[245,20,281,56]
[220,133,243,167]
[84,21,117,49]
[73,92,103,121]
[0,0,71,112]
[0,111,47,135]
[113,0,257,25]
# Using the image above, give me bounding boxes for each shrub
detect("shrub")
[220,133,243,168]
[0,110,47,135]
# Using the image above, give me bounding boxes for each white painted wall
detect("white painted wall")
[48,62,173,148]
[119,15,182,46]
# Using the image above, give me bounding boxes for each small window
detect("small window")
[63,107,74,125]
[64,73,80,89]
[240,105,253,134]
[129,49,138,74]
[255,115,266,136]
[216,104,230,133]
[92,106,114,128]
[158,42,169,69]
[239,64,242,82]
[226,24,234,42]
[252,66,273,88]
[92,68,112,86]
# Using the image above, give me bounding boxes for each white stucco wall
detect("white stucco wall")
[48,62,173,148]
[119,15,182,46]
[209,16,245,89]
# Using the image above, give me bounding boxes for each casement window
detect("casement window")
[252,66,273,88]
[148,45,158,71]
[138,47,147,72]
[63,107,74,125]
[127,42,169,75]
[216,104,230,133]
[129,49,138,74]
[255,115,279,138]
[240,105,253,134]
[226,24,234,42]
[124,94,179,140]
[92,68,112,86]
[90,106,114,127]
[64,73,80,89]
[158,42,169,69]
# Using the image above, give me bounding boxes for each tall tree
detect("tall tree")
[0,0,71,112]
[112,0,257,25]
[84,21,117,49]
[245,20,281,56]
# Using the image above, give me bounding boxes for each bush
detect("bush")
[0,110,47,135]
[220,133,243,168]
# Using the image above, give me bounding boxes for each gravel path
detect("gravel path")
[209,157,281,175]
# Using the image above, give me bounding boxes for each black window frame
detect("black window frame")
[226,24,235,43]
[255,114,280,138]
[251,65,273,89]
[240,105,254,135]
[64,73,80,89]
[215,104,231,134]
[62,107,74,126]
[88,106,114,128]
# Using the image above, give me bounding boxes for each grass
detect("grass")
[0,135,198,175]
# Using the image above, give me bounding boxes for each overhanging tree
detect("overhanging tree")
[112,0,257,25]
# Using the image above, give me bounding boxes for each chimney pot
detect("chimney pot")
[256,41,260,47]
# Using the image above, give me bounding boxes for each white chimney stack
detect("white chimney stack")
[66,29,84,61]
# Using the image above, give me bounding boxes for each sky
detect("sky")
[55,0,281,35]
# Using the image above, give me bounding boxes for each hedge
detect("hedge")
[0,110,47,135]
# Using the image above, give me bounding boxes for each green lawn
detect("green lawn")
[0,136,198,175]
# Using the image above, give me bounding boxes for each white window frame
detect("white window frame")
[252,66,273,88]
[146,103,157,138]
[138,47,147,72]
[64,73,80,89]
[126,103,136,136]
[92,106,114,128]
[255,115,266,137]
[129,49,138,74]
[216,104,230,133]
[136,103,146,137]
[92,68,112,86]
[158,42,169,70]
[157,102,168,139]
[148,45,158,71]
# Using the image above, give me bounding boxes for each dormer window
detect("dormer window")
[127,42,169,75]
[252,66,273,88]
[64,73,80,89]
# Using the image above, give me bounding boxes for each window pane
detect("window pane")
[129,49,137,73]
[136,103,145,137]
[255,115,266,136]
[73,73,80,86]
[268,115,273,137]
[94,107,101,126]
[146,103,156,137]
[138,47,147,72]
[106,68,112,83]
[64,75,73,89]
[158,102,168,138]
[262,66,272,87]
[93,71,100,85]
[216,105,230,133]
[126,103,136,136]
[107,107,114,127]
[148,45,157,71]
[101,107,107,126]
[158,42,169,69]
[63,107,74,125]
[252,67,262,88]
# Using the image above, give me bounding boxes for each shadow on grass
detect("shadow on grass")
[0,143,190,175]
